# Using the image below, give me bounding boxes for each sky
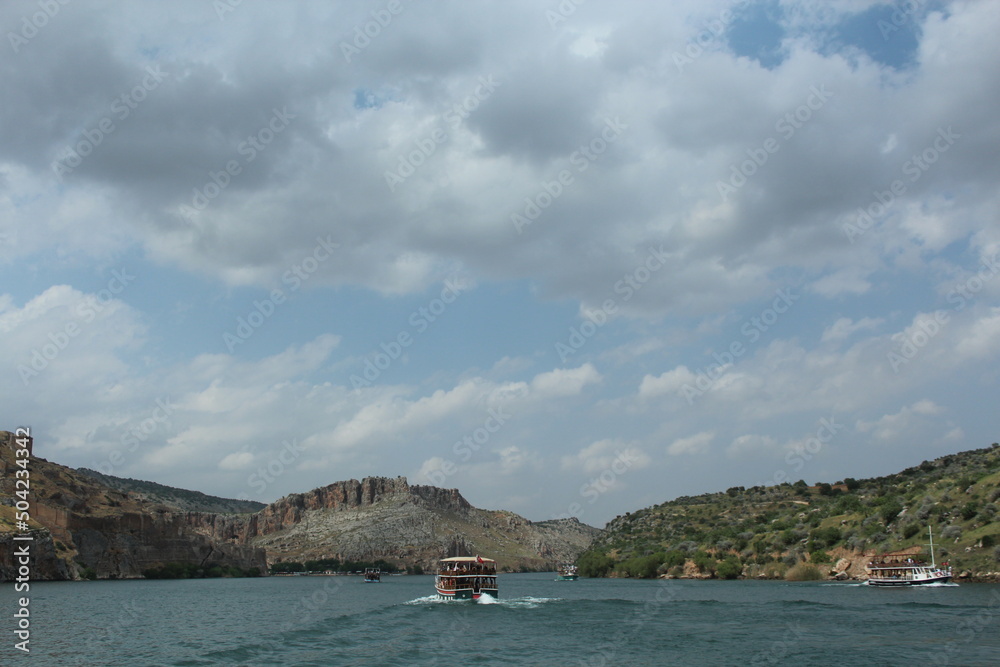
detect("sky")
[2,0,999,527]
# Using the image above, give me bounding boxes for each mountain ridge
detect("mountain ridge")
[0,431,599,579]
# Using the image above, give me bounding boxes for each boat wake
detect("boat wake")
[912,581,960,587]
[404,595,561,608]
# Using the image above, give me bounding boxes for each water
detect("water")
[5,574,999,665]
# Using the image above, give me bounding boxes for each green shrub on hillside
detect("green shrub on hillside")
[716,557,742,579]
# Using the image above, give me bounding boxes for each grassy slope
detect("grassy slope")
[579,443,1000,580]
[76,468,265,514]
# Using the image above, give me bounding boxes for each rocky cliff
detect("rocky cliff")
[0,431,266,580]
[184,475,600,572]
[0,431,601,579]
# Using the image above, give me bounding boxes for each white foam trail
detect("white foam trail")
[403,595,450,605]
[403,594,563,607]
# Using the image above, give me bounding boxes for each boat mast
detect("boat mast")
[928,526,936,568]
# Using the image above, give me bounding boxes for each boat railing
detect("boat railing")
[435,575,497,591]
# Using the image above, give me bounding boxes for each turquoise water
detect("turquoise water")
[5,574,999,665]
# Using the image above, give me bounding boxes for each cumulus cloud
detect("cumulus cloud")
[3,0,1000,524]
[667,431,714,457]
[562,439,651,475]
[856,400,946,443]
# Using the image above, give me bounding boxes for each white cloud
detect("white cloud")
[2,1,1000,526]
[562,439,651,475]
[727,434,779,457]
[856,400,946,443]
[667,431,714,457]
[218,451,255,471]
[821,316,883,343]
[530,363,602,398]
[638,366,696,400]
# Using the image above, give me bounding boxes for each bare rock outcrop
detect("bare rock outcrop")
[1,431,600,579]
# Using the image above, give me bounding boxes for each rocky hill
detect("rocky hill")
[76,468,266,514]
[0,431,267,581]
[185,476,600,572]
[578,442,1000,582]
[0,431,599,580]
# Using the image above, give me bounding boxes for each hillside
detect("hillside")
[579,442,1000,582]
[76,468,266,514]
[187,476,601,572]
[0,431,599,580]
[0,431,266,581]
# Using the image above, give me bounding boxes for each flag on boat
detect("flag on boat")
[476,555,483,563]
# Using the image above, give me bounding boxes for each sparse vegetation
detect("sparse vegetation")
[76,468,266,514]
[578,443,1000,579]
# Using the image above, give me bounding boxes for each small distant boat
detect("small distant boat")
[363,568,381,583]
[435,556,497,601]
[866,527,953,587]
[556,563,579,581]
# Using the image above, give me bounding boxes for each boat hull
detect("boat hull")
[435,587,498,601]
[867,574,952,587]
[557,575,579,581]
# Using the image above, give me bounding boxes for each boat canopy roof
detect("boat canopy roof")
[439,556,495,563]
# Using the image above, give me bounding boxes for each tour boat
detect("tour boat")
[866,527,953,586]
[556,563,579,581]
[363,568,381,583]
[434,556,498,601]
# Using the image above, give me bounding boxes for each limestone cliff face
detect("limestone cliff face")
[0,431,601,578]
[0,432,266,581]
[187,476,601,572]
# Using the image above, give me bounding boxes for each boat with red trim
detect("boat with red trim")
[434,556,497,601]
